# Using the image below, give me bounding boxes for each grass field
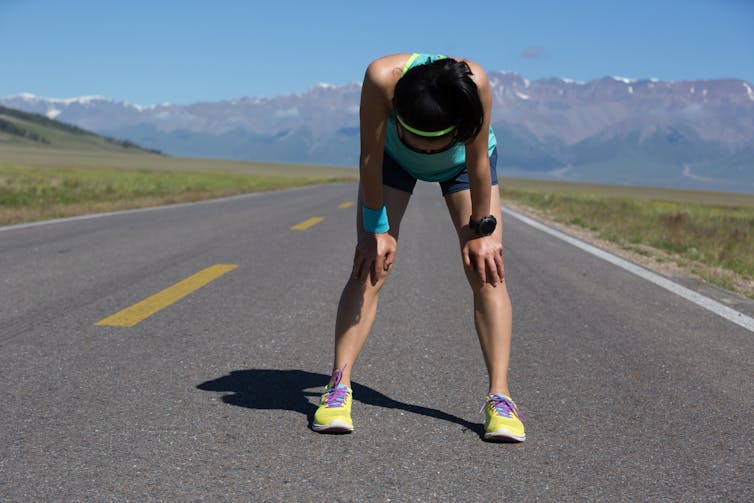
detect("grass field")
[501,178,754,298]
[0,145,357,226]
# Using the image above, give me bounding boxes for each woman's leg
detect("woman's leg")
[330,184,412,387]
[444,186,513,396]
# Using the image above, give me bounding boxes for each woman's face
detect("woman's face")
[396,121,457,155]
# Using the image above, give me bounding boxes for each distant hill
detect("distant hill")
[3,74,754,192]
[0,105,162,155]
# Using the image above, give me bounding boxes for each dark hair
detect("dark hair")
[392,58,484,144]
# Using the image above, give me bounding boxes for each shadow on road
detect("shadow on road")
[197,368,482,435]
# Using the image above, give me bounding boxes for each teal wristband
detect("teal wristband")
[362,204,390,233]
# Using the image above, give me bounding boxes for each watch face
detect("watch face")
[469,215,497,235]
[479,218,496,235]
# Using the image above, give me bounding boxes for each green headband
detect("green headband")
[396,115,456,138]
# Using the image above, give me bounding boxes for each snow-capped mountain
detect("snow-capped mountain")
[3,73,754,191]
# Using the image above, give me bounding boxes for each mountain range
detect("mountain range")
[3,72,754,192]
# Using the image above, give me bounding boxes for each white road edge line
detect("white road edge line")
[503,206,754,333]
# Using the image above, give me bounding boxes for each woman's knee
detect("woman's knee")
[461,263,506,294]
[348,263,394,291]
[370,265,395,290]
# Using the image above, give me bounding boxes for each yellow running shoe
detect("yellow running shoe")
[312,367,353,433]
[481,393,526,442]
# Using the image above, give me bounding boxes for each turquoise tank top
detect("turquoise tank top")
[384,53,497,182]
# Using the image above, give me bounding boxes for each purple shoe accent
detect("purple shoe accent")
[330,364,345,388]
[323,385,349,408]
[481,393,526,422]
[323,364,349,408]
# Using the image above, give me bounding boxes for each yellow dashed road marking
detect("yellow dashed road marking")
[291,217,324,230]
[96,264,238,327]
[338,202,354,209]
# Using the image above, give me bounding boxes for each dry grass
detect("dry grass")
[500,178,754,299]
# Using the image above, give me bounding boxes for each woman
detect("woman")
[312,53,525,442]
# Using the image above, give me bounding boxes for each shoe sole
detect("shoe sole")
[484,428,526,442]
[311,418,354,434]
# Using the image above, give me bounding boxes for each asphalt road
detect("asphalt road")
[1,182,752,501]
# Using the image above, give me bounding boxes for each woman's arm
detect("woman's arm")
[461,61,504,286]
[464,60,493,222]
[352,57,400,285]
[359,59,391,210]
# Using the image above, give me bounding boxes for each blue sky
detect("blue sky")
[1,0,753,105]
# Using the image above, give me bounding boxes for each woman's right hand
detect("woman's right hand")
[352,232,397,286]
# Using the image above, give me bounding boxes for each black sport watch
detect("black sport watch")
[469,215,497,236]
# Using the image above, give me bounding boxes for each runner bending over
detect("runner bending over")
[313,53,525,442]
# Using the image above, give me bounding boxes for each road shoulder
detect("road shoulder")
[502,200,754,318]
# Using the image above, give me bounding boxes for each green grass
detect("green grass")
[0,141,358,226]
[0,164,327,207]
[0,162,354,226]
[501,178,754,297]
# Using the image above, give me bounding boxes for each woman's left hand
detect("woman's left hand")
[462,234,504,286]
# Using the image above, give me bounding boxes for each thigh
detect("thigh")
[357,183,412,241]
